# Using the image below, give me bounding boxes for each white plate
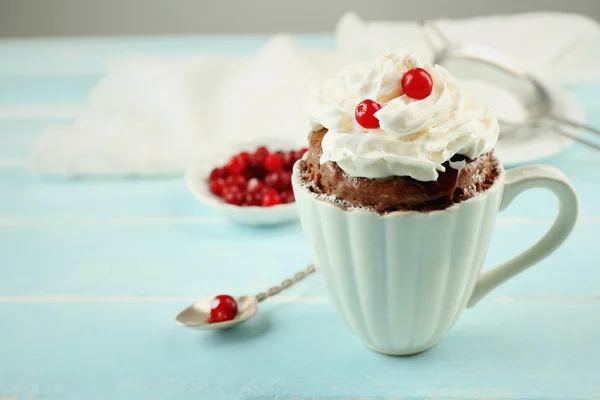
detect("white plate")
[495,84,585,165]
[185,138,299,226]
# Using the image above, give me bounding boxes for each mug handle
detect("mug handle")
[467,165,578,307]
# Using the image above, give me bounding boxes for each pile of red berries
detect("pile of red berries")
[208,145,308,207]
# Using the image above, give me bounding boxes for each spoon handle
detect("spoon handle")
[550,114,600,137]
[420,20,453,53]
[551,123,600,152]
[255,265,316,302]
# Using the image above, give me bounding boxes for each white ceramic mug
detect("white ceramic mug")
[292,163,578,355]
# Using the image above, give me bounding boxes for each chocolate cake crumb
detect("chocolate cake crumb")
[300,129,500,213]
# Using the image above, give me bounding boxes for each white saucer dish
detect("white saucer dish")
[495,83,585,165]
[185,138,299,226]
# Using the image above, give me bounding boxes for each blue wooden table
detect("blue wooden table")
[1,35,599,400]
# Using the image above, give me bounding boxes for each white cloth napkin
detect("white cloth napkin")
[29,12,600,176]
[30,36,343,175]
[336,12,600,85]
[31,54,239,175]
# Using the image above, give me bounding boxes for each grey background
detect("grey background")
[1,0,599,37]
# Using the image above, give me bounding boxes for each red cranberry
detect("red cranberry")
[264,172,279,189]
[264,170,291,190]
[209,178,225,197]
[247,178,265,194]
[210,294,238,323]
[298,147,308,157]
[251,165,268,180]
[262,188,282,207]
[209,167,227,181]
[225,174,247,189]
[282,151,297,170]
[242,168,252,181]
[276,170,292,190]
[223,188,244,206]
[227,154,249,175]
[221,184,234,196]
[249,152,267,172]
[250,146,269,165]
[237,151,251,164]
[281,190,295,203]
[401,68,433,100]
[242,162,265,180]
[264,153,284,173]
[355,99,382,129]
[254,146,269,158]
[245,191,263,206]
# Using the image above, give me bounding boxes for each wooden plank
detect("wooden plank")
[0,301,598,399]
[0,35,335,75]
[0,127,596,220]
[0,35,597,400]
[0,162,595,220]
[0,115,598,220]
[0,222,595,299]
[0,75,99,108]
[0,168,216,219]
[0,118,74,160]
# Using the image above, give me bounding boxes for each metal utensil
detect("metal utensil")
[176,265,316,330]
[421,20,600,148]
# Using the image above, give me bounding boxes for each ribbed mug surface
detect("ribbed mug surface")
[292,164,505,355]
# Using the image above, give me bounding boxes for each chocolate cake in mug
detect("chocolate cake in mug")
[292,49,578,355]
[300,49,499,212]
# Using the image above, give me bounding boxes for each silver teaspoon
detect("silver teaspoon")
[175,265,316,330]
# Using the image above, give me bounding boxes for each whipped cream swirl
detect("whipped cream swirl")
[306,49,499,182]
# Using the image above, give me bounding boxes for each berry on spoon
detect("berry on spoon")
[210,294,238,323]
